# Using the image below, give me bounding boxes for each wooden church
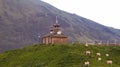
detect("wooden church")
[42,17,68,44]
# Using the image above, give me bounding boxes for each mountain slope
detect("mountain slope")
[0,0,120,52]
[0,44,120,67]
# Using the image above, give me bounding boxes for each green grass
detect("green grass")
[0,44,120,67]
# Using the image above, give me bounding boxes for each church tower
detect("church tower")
[42,17,68,44]
[50,17,61,35]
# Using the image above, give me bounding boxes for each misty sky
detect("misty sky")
[42,0,120,29]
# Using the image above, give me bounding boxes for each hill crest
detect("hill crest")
[0,44,120,67]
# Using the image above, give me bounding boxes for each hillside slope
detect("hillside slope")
[0,0,120,52]
[0,44,120,67]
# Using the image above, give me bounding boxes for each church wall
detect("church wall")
[51,37,67,44]
[42,37,67,44]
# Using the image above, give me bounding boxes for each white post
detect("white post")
[114,40,117,46]
[85,41,88,46]
[107,40,109,46]
[38,35,41,43]
[99,40,102,45]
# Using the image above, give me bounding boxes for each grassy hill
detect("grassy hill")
[0,44,120,67]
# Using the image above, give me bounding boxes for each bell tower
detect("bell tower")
[50,16,62,35]
[42,16,68,44]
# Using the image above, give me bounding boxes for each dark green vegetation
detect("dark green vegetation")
[0,0,120,52]
[0,44,120,67]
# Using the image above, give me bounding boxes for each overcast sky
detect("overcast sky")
[42,0,120,29]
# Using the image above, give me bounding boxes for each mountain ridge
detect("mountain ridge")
[0,0,120,52]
